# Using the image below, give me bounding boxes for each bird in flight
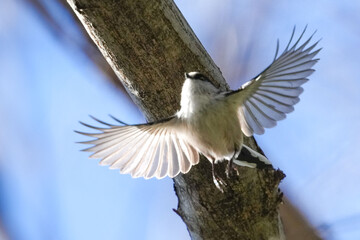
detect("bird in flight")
[77,27,320,192]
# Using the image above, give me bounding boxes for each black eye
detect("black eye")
[193,73,209,82]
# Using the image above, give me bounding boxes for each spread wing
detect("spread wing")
[76,116,199,179]
[226,27,321,136]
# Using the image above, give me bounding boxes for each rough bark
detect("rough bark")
[67,0,286,239]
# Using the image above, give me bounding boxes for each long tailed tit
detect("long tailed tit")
[77,27,320,191]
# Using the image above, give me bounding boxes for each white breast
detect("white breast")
[176,78,243,162]
[177,79,212,118]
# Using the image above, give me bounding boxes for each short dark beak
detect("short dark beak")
[184,72,190,78]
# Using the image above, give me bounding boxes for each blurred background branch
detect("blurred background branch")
[22,0,130,94]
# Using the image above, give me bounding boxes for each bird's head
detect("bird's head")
[182,72,218,96]
[185,72,210,82]
[177,72,219,117]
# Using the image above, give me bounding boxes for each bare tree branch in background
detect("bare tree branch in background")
[0,218,9,240]
[208,0,272,86]
[22,0,130,94]
[280,198,322,240]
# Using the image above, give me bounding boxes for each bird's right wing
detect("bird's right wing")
[225,27,320,136]
[76,116,199,179]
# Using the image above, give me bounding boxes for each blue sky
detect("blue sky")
[0,0,360,239]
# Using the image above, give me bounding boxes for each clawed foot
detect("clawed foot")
[211,159,229,192]
[225,166,233,178]
[226,166,239,178]
[213,175,227,193]
[226,156,240,178]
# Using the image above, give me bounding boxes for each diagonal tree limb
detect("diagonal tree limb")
[67,0,286,239]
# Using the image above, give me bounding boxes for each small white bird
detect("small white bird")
[77,27,320,191]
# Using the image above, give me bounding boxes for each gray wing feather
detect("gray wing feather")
[228,27,320,136]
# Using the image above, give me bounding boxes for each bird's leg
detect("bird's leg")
[226,148,240,178]
[225,155,234,178]
[212,159,227,192]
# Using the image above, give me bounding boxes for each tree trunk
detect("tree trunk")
[67,0,286,239]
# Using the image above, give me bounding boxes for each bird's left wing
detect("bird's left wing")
[225,27,321,136]
[76,116,199,179]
